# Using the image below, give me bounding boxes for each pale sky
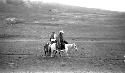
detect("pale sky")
[29,0,125,12]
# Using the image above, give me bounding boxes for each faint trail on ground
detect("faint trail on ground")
[1,39,125,43]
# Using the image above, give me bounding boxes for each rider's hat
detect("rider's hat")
[59,30,64,33]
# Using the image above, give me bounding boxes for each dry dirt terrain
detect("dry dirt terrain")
[0,2,125,73]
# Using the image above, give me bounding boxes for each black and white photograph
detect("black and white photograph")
[0,0,125,73]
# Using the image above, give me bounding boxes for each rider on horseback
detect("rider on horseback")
[47,30,68,57]
[50,32,57,44]
[57,30,68,50]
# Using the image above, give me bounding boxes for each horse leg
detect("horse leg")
[51,50,56,57]
[47,49,49,56]
[66,52,70,58]
[53,50,57,57]
[50,49,53,57]
[44,51,46,56]
[44,51,47,57]
[51,49,56,57]
[65,49,70,58]
[52,50,55,57]
[48,47,51,56]
[59,51,61,57]
[44,48,47,57]
[45,51,46,56]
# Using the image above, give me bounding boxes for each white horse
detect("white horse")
[50,43,78,57]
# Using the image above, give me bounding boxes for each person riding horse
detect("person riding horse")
[43,32,57,57]
[56,30,68,50]
[50,32,57,44]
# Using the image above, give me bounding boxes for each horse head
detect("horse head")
[73,43,78,51]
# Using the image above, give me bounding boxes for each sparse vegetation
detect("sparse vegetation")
[0,2,125,73]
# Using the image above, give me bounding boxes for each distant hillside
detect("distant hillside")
[0,1,125,18]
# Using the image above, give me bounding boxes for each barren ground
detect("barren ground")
[0,4,125,73]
